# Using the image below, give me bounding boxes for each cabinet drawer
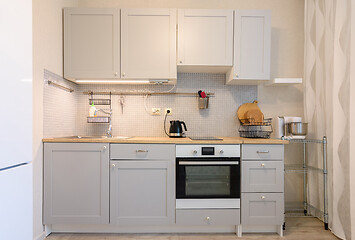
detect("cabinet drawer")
[242,145,284,160]
[110,144,175,160]
[241,193,284,225]
[242,161,284,192]
[176,209,240,225]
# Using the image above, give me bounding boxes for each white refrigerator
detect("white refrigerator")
[0,0,33,239]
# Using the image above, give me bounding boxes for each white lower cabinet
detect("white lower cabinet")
[241,144,285,234]
[110,144,175,225]
[43,142,285,234]
[43,143,109,224]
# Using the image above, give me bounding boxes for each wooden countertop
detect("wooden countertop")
[43,136,288,144]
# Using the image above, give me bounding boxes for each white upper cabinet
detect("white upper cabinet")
[121,8,177,80]
[177,9,233,67]
[64,8,120,79]
[227,10,271,84]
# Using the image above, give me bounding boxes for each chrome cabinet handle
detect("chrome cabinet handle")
[111,163,116,168]
[103,146,107,150]
[261,163,265,167]
[257,150,270,154]
[261,196,266,200]
[219,150,224,154]
[122,72,126,77]
[206,216,211,223]
[136,150,148,153]
[193,150,198,154]
[235,73,239,78]
[114,72,118,76]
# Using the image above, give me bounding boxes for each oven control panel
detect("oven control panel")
[202,147,214,155]
[176,145,240,157]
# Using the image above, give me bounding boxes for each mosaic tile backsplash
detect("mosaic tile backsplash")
[43,69,257,138]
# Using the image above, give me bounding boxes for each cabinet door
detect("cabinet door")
[232,10,271,81]
[121,8,176,79]
[241,193,284,225]
[44,143,109,224]
[178,9,233,66]
[242,161,284,192]
[110,160,175,225]
[64,8,120,79]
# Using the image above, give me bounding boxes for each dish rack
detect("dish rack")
[87,93,112,124]
[238,118,273,138]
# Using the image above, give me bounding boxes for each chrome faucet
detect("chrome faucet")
[96,108,113,138]
[107,119,112,138]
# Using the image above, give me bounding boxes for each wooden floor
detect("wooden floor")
[46,217,339,240]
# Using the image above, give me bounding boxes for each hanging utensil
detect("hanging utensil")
[198,90,202,97]
[119,95,125,114]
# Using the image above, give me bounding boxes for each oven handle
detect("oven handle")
[178,161,239,165]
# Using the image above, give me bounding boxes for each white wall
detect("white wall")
[33,1,78,239]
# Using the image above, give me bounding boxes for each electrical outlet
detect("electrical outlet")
[151,108,161,116]
[165,108,172,115]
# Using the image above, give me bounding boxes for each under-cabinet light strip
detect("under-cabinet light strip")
[75,80,151,84]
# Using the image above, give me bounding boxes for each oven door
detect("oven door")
[176,158,240,199]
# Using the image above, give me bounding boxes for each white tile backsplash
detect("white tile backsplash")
[43,69,78,137]
[43,70,257,137]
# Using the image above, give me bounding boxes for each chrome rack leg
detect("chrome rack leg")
[323,136,328,230]
[303,142,307,216]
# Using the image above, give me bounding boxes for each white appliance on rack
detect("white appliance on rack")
[275,116,306,139]
[0,0,33,239]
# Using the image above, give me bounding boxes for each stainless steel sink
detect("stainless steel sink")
[111,136,131,139]
[65,136,131,139]
[65,135,107,139]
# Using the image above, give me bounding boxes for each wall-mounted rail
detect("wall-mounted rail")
[83,91,214,97]
[48,80,74,93]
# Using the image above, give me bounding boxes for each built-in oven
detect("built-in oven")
[176,145,241,209]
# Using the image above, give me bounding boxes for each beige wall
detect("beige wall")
[33,0,78,239]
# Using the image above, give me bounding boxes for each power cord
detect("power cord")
[164,109,171,137]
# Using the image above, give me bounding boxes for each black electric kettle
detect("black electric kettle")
[169,120,187,138]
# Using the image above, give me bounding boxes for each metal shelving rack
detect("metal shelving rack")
[283,136,328,230]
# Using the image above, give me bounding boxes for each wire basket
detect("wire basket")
[89,99,111,105]
[87,116,110,123]
[239,118,272,126]
[239,118,273,138]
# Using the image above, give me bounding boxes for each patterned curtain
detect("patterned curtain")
[304,0,351,239]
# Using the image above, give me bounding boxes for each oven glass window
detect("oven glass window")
[176,159,240,199]
[185,166,231,196]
